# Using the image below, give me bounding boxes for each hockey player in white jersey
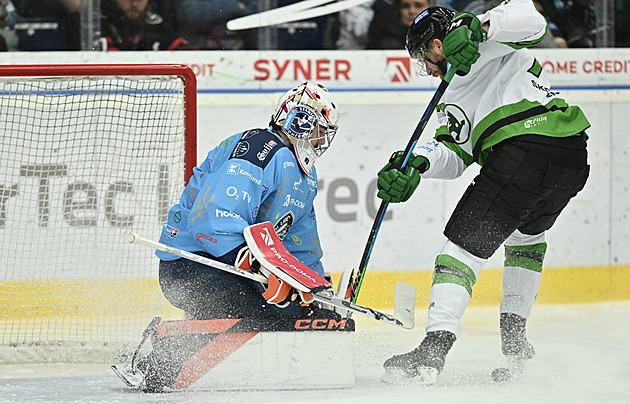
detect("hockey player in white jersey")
[377,1,591,384]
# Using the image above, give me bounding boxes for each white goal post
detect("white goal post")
[0,64,197,363]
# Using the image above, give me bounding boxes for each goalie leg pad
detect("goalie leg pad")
[137,318,259,391]
[122,316,356,391]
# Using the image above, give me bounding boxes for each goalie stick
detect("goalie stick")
[127,230,415,329]
[350,67,456,309]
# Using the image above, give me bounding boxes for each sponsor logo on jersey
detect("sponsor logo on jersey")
[195,232,217,245]
[232,141,250,158]
[292,234,302,246]
[228,163,262,185]
[216,209,242,220]
[524,115,548,129]
[227,163,240,175]
[283,194,306,209]
[257,139,278,162]
[226,186,252,202]
[165,225,178,238]
[274,212,294,240]
[530,79,559,98]
[283,161,295,168]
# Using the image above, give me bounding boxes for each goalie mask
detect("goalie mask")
[271,82,339,174]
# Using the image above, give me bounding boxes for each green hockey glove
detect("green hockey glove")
[443,12,487,75]
[377,151,429,203]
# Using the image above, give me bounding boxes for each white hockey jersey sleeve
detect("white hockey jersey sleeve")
[413,139,468,180]
[478,0,547,45]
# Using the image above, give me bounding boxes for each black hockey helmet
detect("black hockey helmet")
[406,6,456,62]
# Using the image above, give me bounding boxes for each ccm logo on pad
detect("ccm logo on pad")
[294,318,349,330]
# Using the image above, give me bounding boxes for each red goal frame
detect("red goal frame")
[0,64,197,183]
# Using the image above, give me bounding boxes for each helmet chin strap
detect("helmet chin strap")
[438,58,448,76]
[426,56,448,76]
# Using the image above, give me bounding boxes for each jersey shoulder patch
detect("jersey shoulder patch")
[229,129,288,169]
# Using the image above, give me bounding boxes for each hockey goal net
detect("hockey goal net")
[0,64,197,363]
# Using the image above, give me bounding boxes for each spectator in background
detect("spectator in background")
[173,0,257,50]
[366,0,429,49]
[11,0,80,50]
[463,0,562,48]
[101,0,196,50]
[536,0,596,47]
[615,0,630,47]
[335,2,375,50]
[0,1,18,50]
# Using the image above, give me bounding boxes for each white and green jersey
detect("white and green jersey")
[416,0,591,180]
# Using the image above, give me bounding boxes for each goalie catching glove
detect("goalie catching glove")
[377,151,429,203]
[443,12,487,75]
[260,271,314,308]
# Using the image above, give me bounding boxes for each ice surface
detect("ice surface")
[1,302,629,404]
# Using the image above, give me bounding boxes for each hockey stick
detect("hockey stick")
[128,232,415,329]
[350,68,456,307]
[226,0,372,31]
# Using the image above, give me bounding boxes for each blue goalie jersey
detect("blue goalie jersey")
[155,128,325,276]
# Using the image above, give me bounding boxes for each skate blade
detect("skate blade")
[491,355,527,383]
[111,364,144,388]
[381,366,438,386]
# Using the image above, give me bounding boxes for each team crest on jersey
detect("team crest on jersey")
[232,141,250,157]
[274,212,294,241]
[439,103,472,144]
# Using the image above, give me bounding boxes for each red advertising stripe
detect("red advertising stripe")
[171,331,259,389]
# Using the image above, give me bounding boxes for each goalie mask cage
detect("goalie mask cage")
[0,64,197,364]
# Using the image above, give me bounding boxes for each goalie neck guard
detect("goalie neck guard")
[270,82,339,174]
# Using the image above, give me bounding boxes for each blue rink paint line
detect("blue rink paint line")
[197,85,630,94]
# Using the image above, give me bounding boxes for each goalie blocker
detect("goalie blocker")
[112,315,355,392]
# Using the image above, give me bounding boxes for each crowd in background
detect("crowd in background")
[0,0,626,51]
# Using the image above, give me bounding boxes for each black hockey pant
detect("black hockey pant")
[444,133,590,259]
[159,252,303,320]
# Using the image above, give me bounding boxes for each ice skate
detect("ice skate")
[111,362,145,388]
[500,312,535,359]
[382,330,456,385]
[492,313,535,382]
